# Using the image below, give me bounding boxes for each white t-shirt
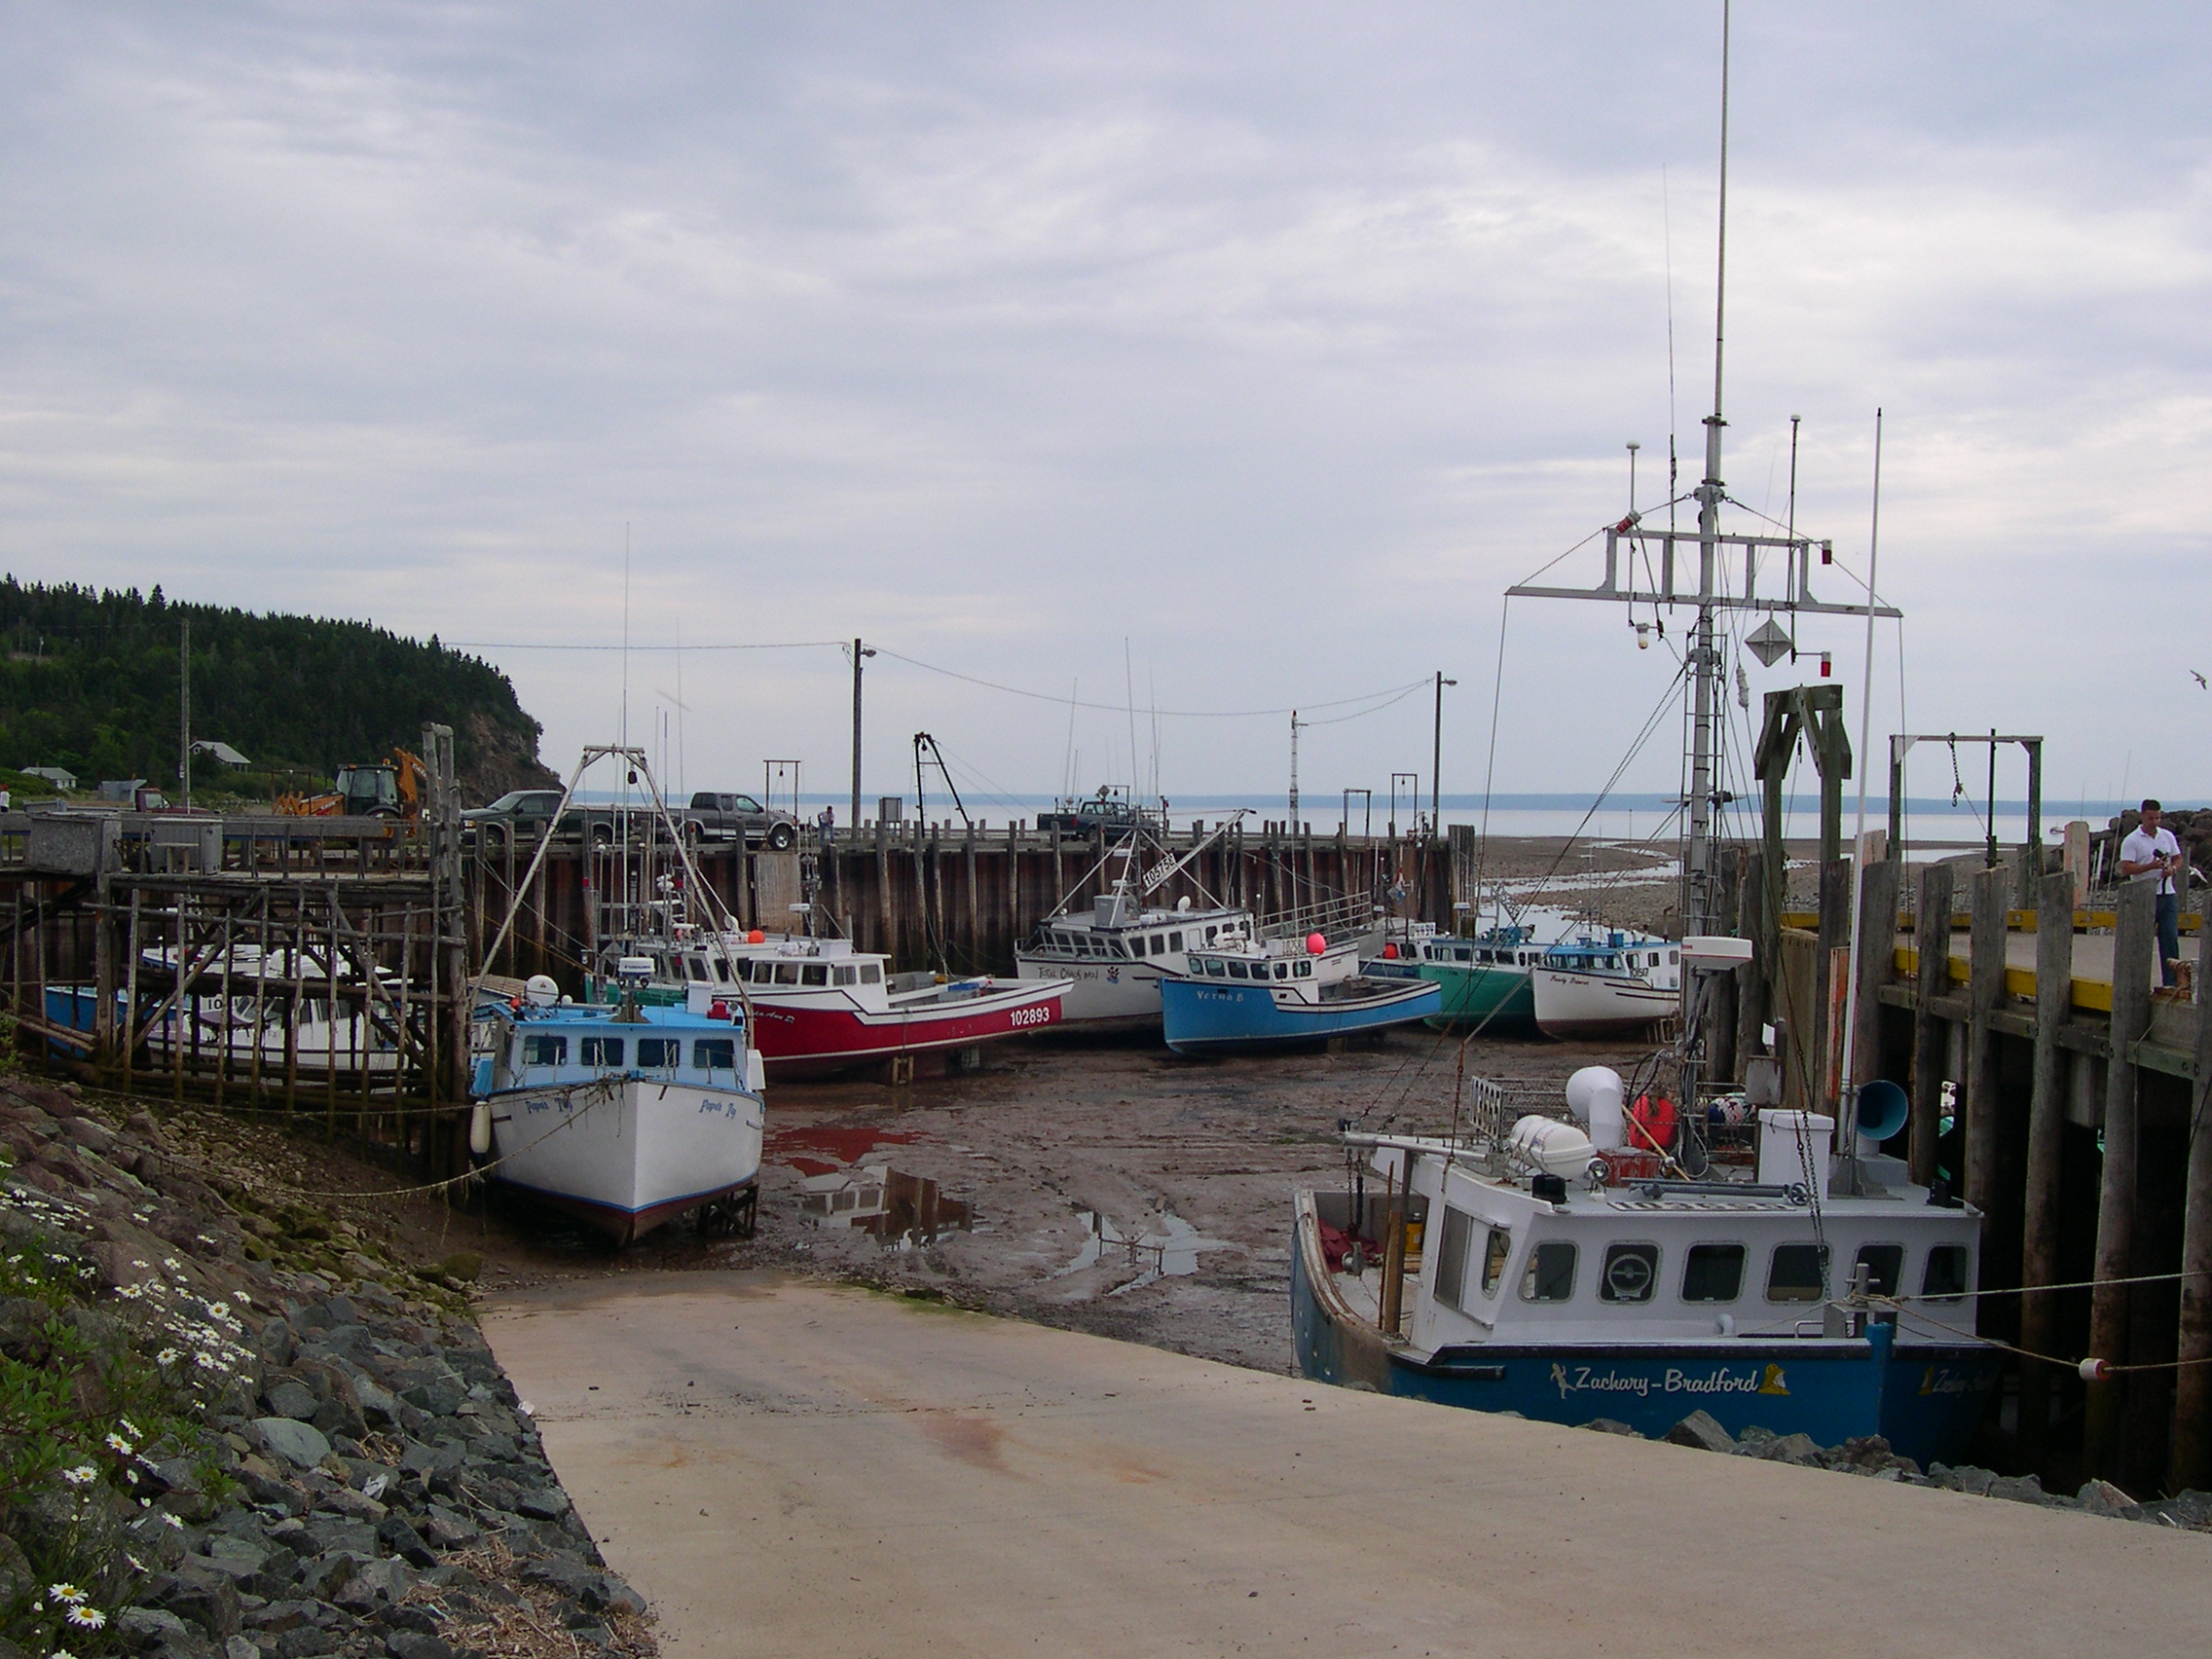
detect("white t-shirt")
[2120,825,2183,895]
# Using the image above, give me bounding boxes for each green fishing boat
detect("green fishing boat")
[1369,925,1542,1035]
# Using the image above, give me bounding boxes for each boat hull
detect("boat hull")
[1530,968,1677,1039]
[1419,963,1537,1034]
[1160,976,1442,1054]
[487,1075,763,1245]
[1290,1192,1997,1467]
[745,980,1063,1079]
[1013,957,1173,1030]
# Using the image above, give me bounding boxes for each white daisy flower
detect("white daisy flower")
[58,1466,97,1488]
[48,1584,87,1604]
[156,1347,181,1365]
[105,1433,132,1455]
[62,1605,105,1631]
[158,1512,184,1530]
[120,1418,142,1438]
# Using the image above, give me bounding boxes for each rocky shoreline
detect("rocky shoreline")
[0,1075,651,1659]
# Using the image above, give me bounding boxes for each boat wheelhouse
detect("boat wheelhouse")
[472,974,765,1244]
[1160,935,1441,1054]
[1292,1076,2000,1466]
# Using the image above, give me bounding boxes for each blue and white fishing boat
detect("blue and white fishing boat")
[1291,1070,2000,1466]
[1530,927,1680,1039]
[1160,936,1441,1054]
[470,967,766,1244]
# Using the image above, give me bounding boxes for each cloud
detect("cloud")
[4,3,2211,802]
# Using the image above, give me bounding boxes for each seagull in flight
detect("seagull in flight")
[2194,670,2208,689]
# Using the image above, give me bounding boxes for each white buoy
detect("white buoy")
[469,1100,492,1157]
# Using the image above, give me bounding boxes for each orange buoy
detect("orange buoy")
[1628,1093,1677,1152]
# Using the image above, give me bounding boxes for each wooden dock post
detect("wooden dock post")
[1736,848,1767,1086]
[2017,869,2075,1473]
[2170,913,2212,1491]
[1849,857,1899,1100]
[2086,879,2155,1482]
[1965,867,2009,1216]
[1910,862,1955,1188]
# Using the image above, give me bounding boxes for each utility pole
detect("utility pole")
[1430,672,1456,838]
[1287,711,1300,825]
[179,618,191,812]
[848,638,875,831]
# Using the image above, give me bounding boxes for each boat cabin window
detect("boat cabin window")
[1480,1228,1512,1297]
[1599,1242,1659,1304]
[860,964,882,985]
[1205,926,1219,942]
[1432,1206,1474,1310]
[1680,1243,1746,1303]
[1167,932,1182,951]
[638,1038,678,1068]
[1226,961,1249,979]
[1766,1243,1830,1303]
[1854,1243,1904,1298]
[1295,960,1312,977]
[1520,1240,1576,1303]
[684,957,709,981]
[1273,962,1289,980]
[774,963,800,985]
[521,1034,567,1067]
[833,965,858,986]
[1457,946,1474,963]
[580,1037,624,1068]
[713,958,730,982]
[1922,1243,1970,1302]
[801,964,829,986]
[692,1038,736,1073]
[1669,950,1678,965]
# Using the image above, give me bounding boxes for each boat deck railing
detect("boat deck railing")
[1255,892,1382,945]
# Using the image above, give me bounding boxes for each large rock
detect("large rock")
[252,1416,332,1469]
[1663,1410,1736,1454]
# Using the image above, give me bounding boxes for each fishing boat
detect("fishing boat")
[471,967,765,1244]
[1368,925,1544,1035]
[1014,817,1255,1032]
[1530,929,1680,1039]
[587,931,1066,1080]
[1290,1068,2000,1465]
[1160,935,1441,1054]
[47,945,404,1077]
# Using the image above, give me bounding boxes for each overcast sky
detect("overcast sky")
[5,3,2209,812]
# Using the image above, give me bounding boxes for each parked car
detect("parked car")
[683,792,798,850]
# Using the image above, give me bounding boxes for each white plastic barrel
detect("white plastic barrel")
[1507,1115,1597,1180]
[1566,1066,1626,1150]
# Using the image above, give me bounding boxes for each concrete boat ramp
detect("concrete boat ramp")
[485,1272,2207,1658]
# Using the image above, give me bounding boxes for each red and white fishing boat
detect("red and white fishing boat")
[598,932,1067,1080]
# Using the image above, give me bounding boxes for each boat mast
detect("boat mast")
[1686,0,1732,946]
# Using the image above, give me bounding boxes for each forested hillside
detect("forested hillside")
[0,578,555,802]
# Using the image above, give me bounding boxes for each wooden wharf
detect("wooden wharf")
[1723,845,2212,1500]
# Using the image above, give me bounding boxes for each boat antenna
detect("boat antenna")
[1663,163,1679,542]
[621,522,631,752]
[1684,0,1732,947]
[1124,636,1141,807]
[1784,414,1801,657]
[1835,408,1885,1172]
[1062,679,1079,801]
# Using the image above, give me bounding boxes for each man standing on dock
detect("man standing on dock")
[2120,798,2185,985]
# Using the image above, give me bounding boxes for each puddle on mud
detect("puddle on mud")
[799,1164,973,1251]
[1054,1208,1223,1295]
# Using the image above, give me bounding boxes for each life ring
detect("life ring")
[1628,1093,1677,1152]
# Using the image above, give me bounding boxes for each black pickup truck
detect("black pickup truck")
[682,791,799,849]
[461,791,653,849]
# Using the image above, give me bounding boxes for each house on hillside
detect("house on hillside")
[20,766,75,791]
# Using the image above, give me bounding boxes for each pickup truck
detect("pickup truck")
[682,792,798,849]
[461,790,650,850]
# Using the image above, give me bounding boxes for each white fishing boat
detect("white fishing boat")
[1014,817,1254,1032]
[472,968,765,1244]
[1530,929,1681,1039]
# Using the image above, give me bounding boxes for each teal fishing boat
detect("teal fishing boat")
[1369,926,1542,1035]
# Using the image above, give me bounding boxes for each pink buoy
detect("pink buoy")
[1382,942,1399,960]
[747,929,766,945]
[1306,932,1327,955]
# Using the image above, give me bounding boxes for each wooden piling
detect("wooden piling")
[2170,911,2212,1490]
[1965,867,2009,1216]
[1910,862,1956,1188]
[2086,879,2156,1481]
[2018,869,2075,1473]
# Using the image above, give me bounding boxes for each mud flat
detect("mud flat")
[484,1271,2212,1659]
